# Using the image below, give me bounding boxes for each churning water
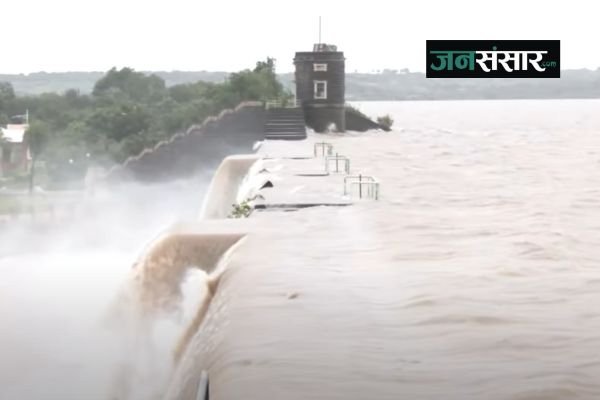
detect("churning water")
[3,99,600,400]
[169,99,600,400]
[0,180,212,400]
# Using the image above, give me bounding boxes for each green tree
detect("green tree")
[226,58,289,103]
[92,67,166,102]
[0,58,292,186]
[0,82,15,113]
[254,58,276,74]
[87,102,150,142]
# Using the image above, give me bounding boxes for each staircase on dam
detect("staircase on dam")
[264,106,307,140]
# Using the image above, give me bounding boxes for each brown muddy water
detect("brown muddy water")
[3,99,600,400]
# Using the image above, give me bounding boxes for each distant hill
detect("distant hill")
[341,69,600,101]
[2,69,600,100]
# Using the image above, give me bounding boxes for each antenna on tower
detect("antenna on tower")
[318,16,322,44]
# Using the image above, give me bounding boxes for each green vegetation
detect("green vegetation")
[0,71,227,96]
[229,200,252,218]
[0,195,50,215]
[0,196,23,214]
[376,114,394,130]
[0,58,289,187]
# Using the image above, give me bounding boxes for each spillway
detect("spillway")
[130,229,247,315]
[122,154,261,376]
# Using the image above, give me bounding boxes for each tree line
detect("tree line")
[0,58,289,186]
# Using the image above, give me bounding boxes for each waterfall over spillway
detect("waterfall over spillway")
[110,153,264,399]
[130,230,246,315]
[199,155,260,219]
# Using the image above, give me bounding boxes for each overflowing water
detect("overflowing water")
[199,155,259,219]
[3,99,600,400]
[169,99,600,400]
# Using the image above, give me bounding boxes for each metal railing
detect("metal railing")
[314,142,333,157]
[344,174,380,200]
[325,153,350,174]
[265,98,302,109]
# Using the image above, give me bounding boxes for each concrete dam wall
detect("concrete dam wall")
[106,102,265,182]
[101,100,386,185]
[345,107,390,132]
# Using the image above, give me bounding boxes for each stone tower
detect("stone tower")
[294,43,346,132]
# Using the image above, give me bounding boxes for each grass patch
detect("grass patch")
[0,195,57,216]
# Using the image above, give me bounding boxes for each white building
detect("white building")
[0,123,31,177]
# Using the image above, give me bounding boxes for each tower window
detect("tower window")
[313,63,328,71]
[314,80,327,99]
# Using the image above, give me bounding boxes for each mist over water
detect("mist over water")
[0,175,213,400]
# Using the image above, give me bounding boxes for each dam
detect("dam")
[3,99,600,399]
[132,99,600,400]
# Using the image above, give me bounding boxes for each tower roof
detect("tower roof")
[313,43,338,52]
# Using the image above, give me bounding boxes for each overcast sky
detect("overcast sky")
[2,0,598,74]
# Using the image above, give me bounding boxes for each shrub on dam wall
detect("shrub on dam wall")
[376,114,394,130]
[229,200,252,218]
[0,58,289,186]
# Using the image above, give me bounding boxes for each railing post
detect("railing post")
[359,174,362,198]
[314,142,333,158]
[325,154,350,175]
[342,175,380,200]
